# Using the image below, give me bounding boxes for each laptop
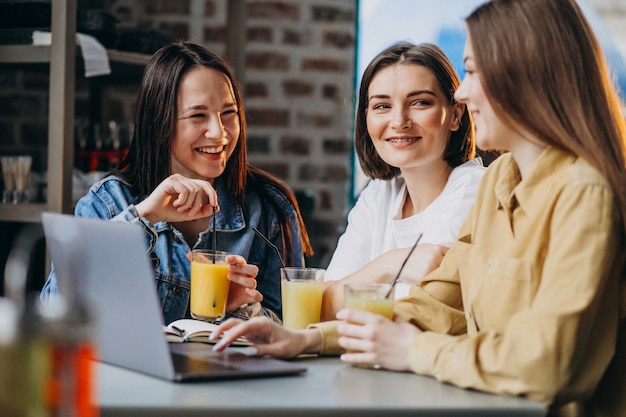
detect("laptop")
[41,212,307,382]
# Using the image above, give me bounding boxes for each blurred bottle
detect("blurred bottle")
[0,225,98,417]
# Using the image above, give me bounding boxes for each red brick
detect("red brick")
[280,136,311,155]
[245,82,269,98]
[283,80,314,97]
[254,162,290,180]
[247,27,273,43]
[311,5,354,22]
[301,58,348,73]
[323,138,352,154]
[247,108,290,127]
[248,1,299,20]
[282,29,312,46]
[204,26,227,42]
[322,84,339,100]
[323,31,354,49]
[247,135,271,154]
[246,52,290,71]
[297,112,333,128]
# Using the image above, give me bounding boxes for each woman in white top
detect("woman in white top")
[321,42,485,320]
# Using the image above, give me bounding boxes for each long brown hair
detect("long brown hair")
[355,42,475,180]
[113,41,312,259]
[466,0,626,237]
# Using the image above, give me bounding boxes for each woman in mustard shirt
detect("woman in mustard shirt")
[212,1,626,415]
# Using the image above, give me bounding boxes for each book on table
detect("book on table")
[164,319,252,346]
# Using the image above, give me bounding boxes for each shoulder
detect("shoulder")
[87,175,131,194]
[76,175,137,218]
[359,176,405,198]
[448,158,487,185]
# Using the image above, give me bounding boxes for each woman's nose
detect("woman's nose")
[390,108,411,129]
[205,113,226,138]
[454,79,468,104]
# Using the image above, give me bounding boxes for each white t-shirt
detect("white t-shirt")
[324,158,486,298]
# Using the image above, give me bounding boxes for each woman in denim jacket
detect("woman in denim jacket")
[41,41,313,324]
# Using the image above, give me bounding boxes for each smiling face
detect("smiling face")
[171,66,240,182]
[365,63,462,174]
[454,34,511,152]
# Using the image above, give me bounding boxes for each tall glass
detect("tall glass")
[190,250,232,322]
[281,267,324,329]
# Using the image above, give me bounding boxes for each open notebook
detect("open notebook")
[41,212,306,381]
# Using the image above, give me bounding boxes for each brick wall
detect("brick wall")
[0,0,357,268]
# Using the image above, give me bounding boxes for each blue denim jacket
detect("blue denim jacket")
[40,175,305,325]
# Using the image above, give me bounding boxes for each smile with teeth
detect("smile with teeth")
[387,137,420,143]
[197,146,224,154]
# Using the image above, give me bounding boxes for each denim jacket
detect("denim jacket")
[40,175,305,325]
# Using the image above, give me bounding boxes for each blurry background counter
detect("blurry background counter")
[98,356,546,417]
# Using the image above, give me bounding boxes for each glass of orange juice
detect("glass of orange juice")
[344,283,394,369]
[190,250,232,322]
[344,283,394,319]
[280,267,325,330]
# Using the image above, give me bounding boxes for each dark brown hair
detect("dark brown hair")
[113,41,312,259]
[355,41,475,180]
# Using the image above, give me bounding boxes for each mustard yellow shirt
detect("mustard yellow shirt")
[315,147,625,416]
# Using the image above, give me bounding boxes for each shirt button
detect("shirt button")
[173,286,182,295]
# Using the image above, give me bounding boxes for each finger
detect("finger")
[196,182,219,207]
[209,318,244,342]
[225,254,246,265]
[212,317,271,350]
[244,288,263,303]
[336,308,380,325]
[228,262,259,278]
[339,349,380,367]
[227,273,257,288]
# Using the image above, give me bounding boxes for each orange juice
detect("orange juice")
[344,294,394,319]
[190,259,230,321]
[344,283,394,319]
[281,279,323,329]
[280,267,325,330]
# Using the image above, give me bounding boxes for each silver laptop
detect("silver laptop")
[41,212,306,381]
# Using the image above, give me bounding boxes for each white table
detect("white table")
[98,356,547,416]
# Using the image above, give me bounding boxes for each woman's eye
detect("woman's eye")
[222,109,238,117]
[411,100,430,107]
[190,113,205,118]
[372,103,390,110]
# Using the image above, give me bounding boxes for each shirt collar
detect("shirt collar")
[494,147,577,218]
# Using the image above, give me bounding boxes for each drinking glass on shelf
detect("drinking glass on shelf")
[14,156,32,204]
[0,156,16,204]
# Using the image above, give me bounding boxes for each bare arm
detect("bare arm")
[321,244,450,321]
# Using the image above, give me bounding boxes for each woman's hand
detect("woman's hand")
[135,173,219,224]
[185,252,262,312]
[382,244,451,286]
[224,254,263,311]
[335,308,422,371]
[211,317,322,359]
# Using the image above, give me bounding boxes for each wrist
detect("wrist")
[135,201,158,224]
[300,328,323,354]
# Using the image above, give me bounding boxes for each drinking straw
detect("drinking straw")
[211,206,216,263]
[252,227,286,271]
[386,233,423,298]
